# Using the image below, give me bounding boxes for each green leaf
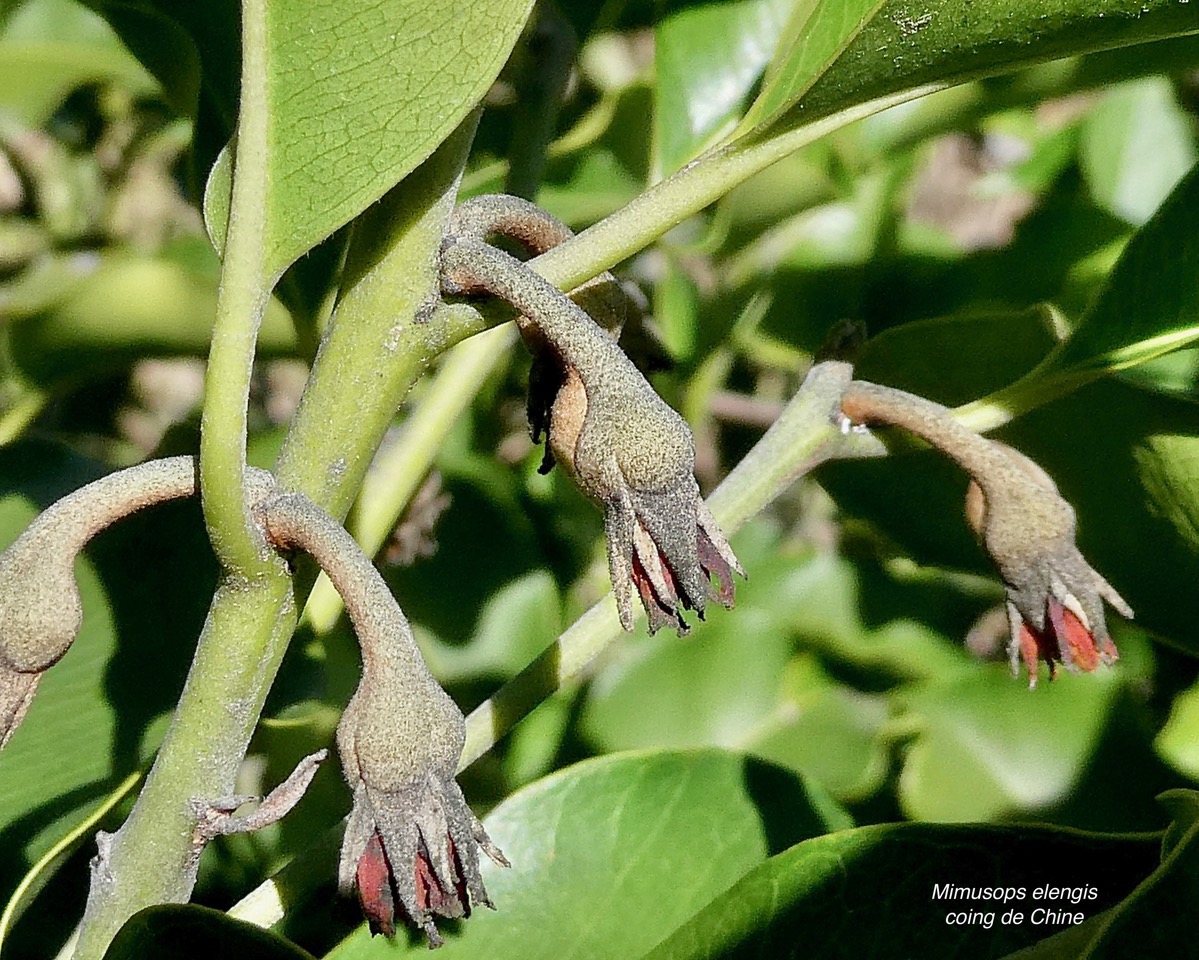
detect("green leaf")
[642,821,1161,960]
[0,0,156,125]
[1034,160,1199,381]
[103,905,314,960]
[1080,77,1197,227]
[420,571,562,683]
[580,526,801,755]
[997,915,1114,960]
[734,0,883,136]
[653,0,793,177]
[326,749,849,958]
[0,773,140,951]
[856,307,1060,408]
[895,669,1121,823]
[251,0,535,274]
[1001,791,1199,958]
[747,655,890,802]
[1156,680,1199,781]
[785,0,1199,138]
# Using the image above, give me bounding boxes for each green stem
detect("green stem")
[524,87,942,294]
[70,119,480,960]
[305,325,518,633]
[198,0,275,578]
[953,369,1101,434]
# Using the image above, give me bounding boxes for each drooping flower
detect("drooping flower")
[0,456,217,748]
[962,443,1132,687]
[335,664,507,946]
[618,472,743,635]
[1009,595,1121,686]
[338,768,507,944]
[440,200,743,633]
[256,491,508,946]
[839,380,1131,686]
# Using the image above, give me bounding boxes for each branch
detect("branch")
[198,0,276,577]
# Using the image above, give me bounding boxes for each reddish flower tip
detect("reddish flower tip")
[1012,597,1119,688]
[356,833,396,938]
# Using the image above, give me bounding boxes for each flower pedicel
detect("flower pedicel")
[441,195,742,634]
[839,380,1132,686]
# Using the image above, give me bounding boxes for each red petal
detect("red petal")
[1048,599,1100,672]
[356,833,396,938]
[697,527,735,608]
[632,547,682,634]
[414,837,467,918]
[1017,620,1043,682]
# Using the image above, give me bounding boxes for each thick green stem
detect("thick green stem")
[71,120,480,960]
[198,0,276,578]
[305,325,517,633]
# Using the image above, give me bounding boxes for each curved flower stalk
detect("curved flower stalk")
[0,456,276,748]
[839,380,1132,687]
[256,493,506,945]
[441,196,742,634]
[447,195,632,473]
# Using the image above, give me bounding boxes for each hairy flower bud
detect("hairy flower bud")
[840,381,1131,686]
[257,493,505,944]
[441,197,742,633]
[0,457,263,747]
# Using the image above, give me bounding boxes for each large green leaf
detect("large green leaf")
[1030,160,1199,383]
[734,0,882,136]
[246,0,534,274]
[419,571,563,684]
[892,650,1181,831]
[641,822,1162,960]
[104,905,315,960]
[653,0,794,177]
[326,749,850,958]
[782,0,1199,138]
[1000,791,1199,959]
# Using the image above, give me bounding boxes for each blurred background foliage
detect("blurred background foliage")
[1,0,1199,957]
